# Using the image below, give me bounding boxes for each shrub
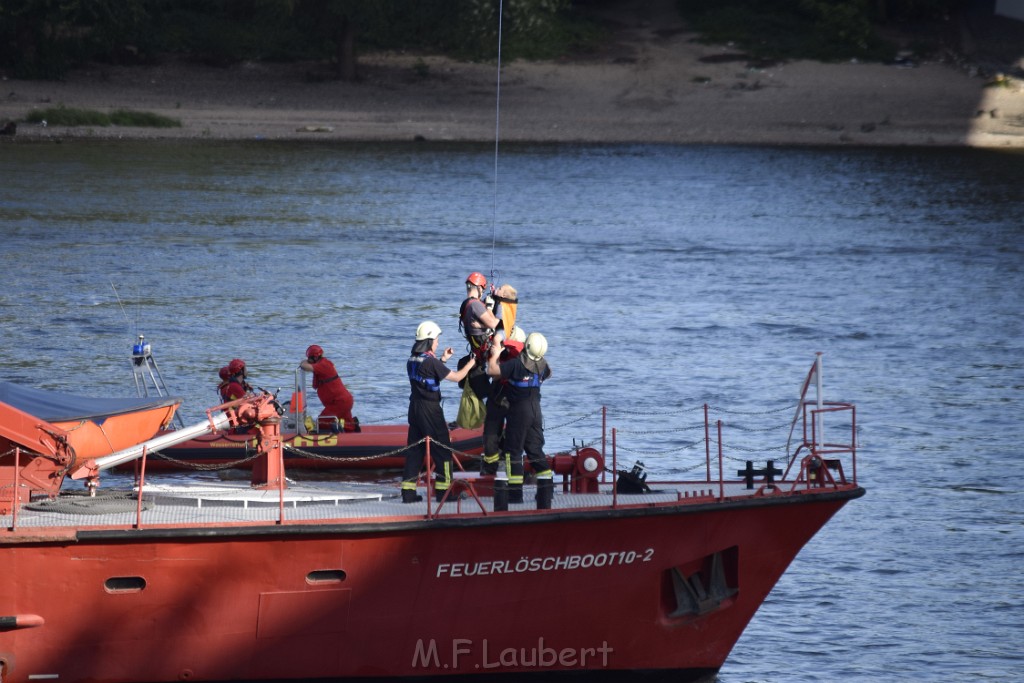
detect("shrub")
[25,106,181,128]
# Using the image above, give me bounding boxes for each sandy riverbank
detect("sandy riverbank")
[1,2,1022,148]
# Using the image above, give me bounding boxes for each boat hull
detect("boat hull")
[0,490,860,683]
[140,424,485,471]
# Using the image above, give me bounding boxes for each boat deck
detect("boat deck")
[2,361,861,536]
[1,476,828,532]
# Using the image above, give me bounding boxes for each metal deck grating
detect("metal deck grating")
[1,479,802,531]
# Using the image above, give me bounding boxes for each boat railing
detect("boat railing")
[2,401,858,529]
[775,399,857,491]
[3,356,859,528]
[593,398,857,505]
[281,368,310,436]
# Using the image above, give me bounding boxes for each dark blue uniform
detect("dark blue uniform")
[497,355,552,487]
[404,350,453,498]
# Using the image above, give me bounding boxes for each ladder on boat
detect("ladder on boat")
[131,335,185,428]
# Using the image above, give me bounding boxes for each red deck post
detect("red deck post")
[704,404,711,482]
[601,406,607,483]
[611,428,618,509]
[278,439,286,524]
[135,445,148,529]
[851,405,858,484]
[425,438,433,520]
[717,420,725,501]
[11,446,20,529]
[250,414,285,492]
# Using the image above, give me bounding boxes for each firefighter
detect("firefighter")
[486,332,553,508]
[403,321,477,503]
[459,271,500,352]
[480,325,527,478]
[457,272,501,404]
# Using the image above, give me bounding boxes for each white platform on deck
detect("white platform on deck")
[141,482,383,508]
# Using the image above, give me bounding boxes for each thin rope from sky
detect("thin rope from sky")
[490,0,504,283]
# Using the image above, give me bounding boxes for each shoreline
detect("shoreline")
[1,17,1022,149]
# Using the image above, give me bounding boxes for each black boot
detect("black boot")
[481,459,499,475]
[402,489,423,504]
[508,484,524,504]
[493,475,509,512]
[535,479,553,510]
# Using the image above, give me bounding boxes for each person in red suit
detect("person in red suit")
[216,366,232,402]
[223,358,251,401]
[222,358,252,434]
[300,345,357,433]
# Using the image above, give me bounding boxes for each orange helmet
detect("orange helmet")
[306,344,324,359]
[466,272,487,287]
[218,366,231,381]
[228,358,246,375]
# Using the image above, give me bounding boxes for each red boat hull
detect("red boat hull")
[142,424,484,471]
[0,490,860,682]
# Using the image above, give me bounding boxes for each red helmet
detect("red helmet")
[218,366,231,381]
[466,272,487,287]
[306,344,324,359]
[228,358,246,375]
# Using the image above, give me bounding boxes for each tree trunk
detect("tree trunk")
[335,16,357,81]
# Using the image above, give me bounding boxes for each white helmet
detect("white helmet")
[415,321,442,341]
[525,332,548,361]
[509,325,527,343]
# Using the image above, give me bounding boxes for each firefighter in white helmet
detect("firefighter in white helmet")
[486,332,554,508]
[402,321,476,503]
[480,325,527,479]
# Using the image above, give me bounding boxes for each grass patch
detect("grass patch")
[25,106,108,126]
[108,109,181,127]
[25,106,181,128]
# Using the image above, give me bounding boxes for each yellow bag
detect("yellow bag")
[456,380,486,429]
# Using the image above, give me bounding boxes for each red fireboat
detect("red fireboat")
[0,354,862,683]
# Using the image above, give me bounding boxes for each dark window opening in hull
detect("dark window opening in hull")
[105,576,147,593]
[307,569,347,584]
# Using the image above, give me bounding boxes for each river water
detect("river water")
[1,140,1022,682]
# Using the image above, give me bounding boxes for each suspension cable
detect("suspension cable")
[489,0,504,282]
